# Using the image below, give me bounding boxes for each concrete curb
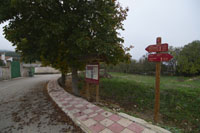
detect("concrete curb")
[118,113,170,133]
[0,77,26,82]
[47,80,91,133]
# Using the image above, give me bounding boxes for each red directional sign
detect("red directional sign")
[148,53,173,62]
[145,43,168,52]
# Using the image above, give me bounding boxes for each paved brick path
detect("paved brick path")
[47,80,170,133]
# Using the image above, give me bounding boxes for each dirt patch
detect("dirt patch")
[187,77,200,81]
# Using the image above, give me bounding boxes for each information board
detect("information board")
[85,64,99,84]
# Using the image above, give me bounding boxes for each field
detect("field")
[98,73,200,133]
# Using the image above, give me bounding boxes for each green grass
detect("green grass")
[99,72,200,133]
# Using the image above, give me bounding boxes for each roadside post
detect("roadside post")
[85,63,100,102]
[145,37,173,123]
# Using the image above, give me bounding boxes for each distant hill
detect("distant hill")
[0,50,20,59]
[0,50,12,52]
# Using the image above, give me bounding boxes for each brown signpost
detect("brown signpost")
[155,37,161,123]
[148,53,173,62]
[145,37,173,123]
[145,43,168,53]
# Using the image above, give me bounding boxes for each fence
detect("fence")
[0,62,31,81]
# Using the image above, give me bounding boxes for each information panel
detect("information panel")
[85,64,99,84]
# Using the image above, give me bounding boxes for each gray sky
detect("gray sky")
[0,23,15,51]
[0,0,200,60]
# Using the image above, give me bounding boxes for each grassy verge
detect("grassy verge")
[98,73,200,133]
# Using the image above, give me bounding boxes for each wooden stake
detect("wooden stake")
[96,84,99,102]
[86,82,90,100]
[154,37,161,123]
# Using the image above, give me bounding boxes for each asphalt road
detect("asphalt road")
[0,74,82,133]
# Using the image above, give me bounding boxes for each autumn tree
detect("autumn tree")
[0,0,131,95]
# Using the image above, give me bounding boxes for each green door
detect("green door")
[11,61,21,78]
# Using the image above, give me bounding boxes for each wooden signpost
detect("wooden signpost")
[145,43,168,53]
[145,37,173,123]
[148,53,173,62]
[85,63,100,102]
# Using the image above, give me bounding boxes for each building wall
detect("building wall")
[35,67,60,74]
[0,66,11,80]
[0,62,30,81]
[21,67,30,77]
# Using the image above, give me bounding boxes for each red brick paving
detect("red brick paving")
[127,123,144,133]
[108,123,125,133]
[90,123,105,133]
[47,80,166,133]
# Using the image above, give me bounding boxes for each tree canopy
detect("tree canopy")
[0,0,131,95]
[177,40,200,76]
[0,0,131,65]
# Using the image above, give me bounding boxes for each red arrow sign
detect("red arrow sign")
[145,43,168,53]
[148,53,173,62]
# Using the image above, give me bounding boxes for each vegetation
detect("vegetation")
[0,0,131,95]
[0,60,5,66]
[99,73,200,132]
[177,40,200,76]
[167,46,182,75]
[107,55,168,75]
[107,40,200,77]
[1,1,199,132]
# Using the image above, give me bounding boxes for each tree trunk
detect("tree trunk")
[61,73,66,87]
[72,67,79,96]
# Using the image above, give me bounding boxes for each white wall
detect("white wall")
[21,67,30,77]
[0,67,11,80]
[35,67,60,74]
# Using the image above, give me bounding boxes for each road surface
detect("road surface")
[0,74,82,133]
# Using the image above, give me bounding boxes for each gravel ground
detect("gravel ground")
[0,75,83,133]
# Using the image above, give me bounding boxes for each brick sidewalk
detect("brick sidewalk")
[47,80,170,133]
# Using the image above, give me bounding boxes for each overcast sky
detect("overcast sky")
[0,0,200,60]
